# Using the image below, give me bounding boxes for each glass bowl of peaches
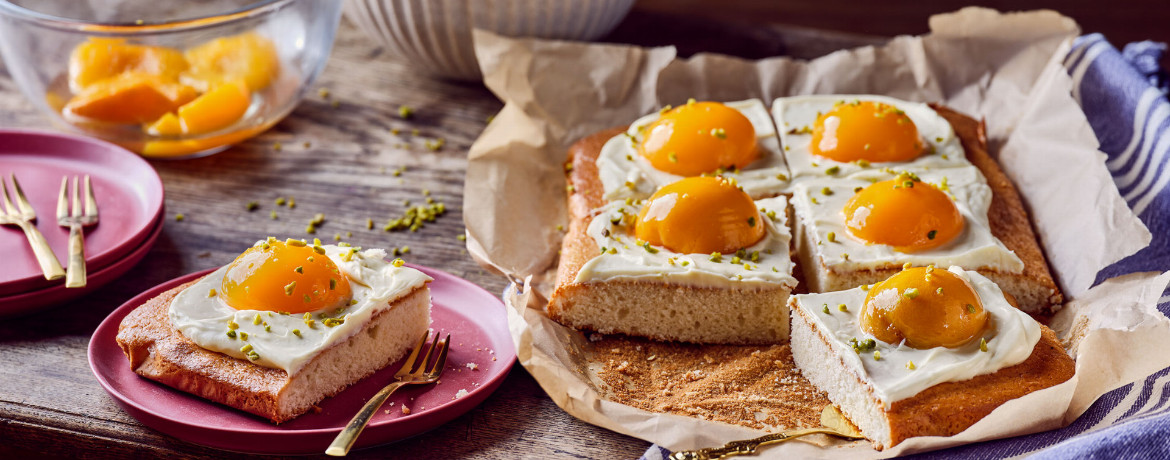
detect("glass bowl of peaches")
[0,0,341,158]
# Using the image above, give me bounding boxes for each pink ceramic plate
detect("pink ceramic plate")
[0,214,162,318]
[0,129,164,296]
[89,264,514,455]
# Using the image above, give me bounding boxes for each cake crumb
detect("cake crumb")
[584,336,829,431]
[465,362,479,371]
[401,405,411,415]
[455,389,470,399]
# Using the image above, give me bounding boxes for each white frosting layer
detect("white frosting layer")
[575,196,797,290]
[169,244,431,376]
[596,99,791,201]
[791,167,1025,273]
[792,267,1041,407]
[771,95,973,183]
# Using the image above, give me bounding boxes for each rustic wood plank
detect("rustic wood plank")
[0,9,876,459]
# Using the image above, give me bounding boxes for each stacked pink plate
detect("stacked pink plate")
[0,129,164,317]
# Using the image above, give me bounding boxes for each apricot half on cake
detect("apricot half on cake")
[843,172,963,253]
[638,101,759,176]
[635,176,765,254]
[860,266,988,349]
[220,239,354,314]
[810,100,924,163]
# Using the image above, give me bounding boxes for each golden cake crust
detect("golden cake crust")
[886,325,1074,445]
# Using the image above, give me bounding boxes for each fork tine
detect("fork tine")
[395,330,430,378]
[428,334,450,376]
[56,177,68,220]
[10,174,35,216]
[413,332,440,375]
[70,177,80,218]
[0,178,15,215]
[83,175,97,218]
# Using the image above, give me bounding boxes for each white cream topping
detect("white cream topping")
[575,196,797,290]
[771,95,973,183]
[169,244,432,376]
[792,167,1024,273]
[792,267,1041,407]
[596,99,791,201]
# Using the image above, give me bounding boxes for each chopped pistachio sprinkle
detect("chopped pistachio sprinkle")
[827,231,836,243]
[272,142,282,151]
[903,262,913,270]
[927,230,938,240]
[838,304,848,312]
[873,351,882,361]
[823,305,830,314]
[275,197,286,206]
[288,197,296,209]
[284,282,296,295]
[668,152,678,163]
[253,314,262,325]
[849,338,877,353]
[966,303,976,313]
[246,201,259,211]
[710,128,727,139]
[226,330,237,339]
[239,331,249,341]
[825,166,840,175]
[907,360,916,370]
[318,88,330,98]
[980,338,989,352]
[397,106,415,119]
[292,329,302,338]
[730,256,741,265]
[903,288,920,299]
[174,213,185,221]
[227,320,239,330]
[709,252,723,263]
[392,258,406,267]
[207,289,217,298]
[775,173,788,181]
[821,187,833,196]
[747,216,756,227]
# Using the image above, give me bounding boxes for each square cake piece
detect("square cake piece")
[549,193,797,345]
[788,267,1074,449]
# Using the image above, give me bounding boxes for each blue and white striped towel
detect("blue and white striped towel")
[642,34,1170,460]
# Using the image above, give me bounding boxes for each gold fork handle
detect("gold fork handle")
[326,380,410,456]
[668,428,845,460]
[64,222,86,288]
[16,222,64,281]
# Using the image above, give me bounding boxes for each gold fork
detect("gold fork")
[668,405,865,460]
[56,176,99,288]
[326,330,450,456]
[0,174,65,280]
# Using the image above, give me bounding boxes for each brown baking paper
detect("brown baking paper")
[464,7,1170,457]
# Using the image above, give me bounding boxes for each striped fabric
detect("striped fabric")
[643,34,1170,459]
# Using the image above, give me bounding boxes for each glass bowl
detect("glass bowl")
[0,0,341,158]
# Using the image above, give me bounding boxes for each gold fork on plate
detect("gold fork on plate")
[0,174,65,280]
[326,330,450,457]
[57,176,99,288]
